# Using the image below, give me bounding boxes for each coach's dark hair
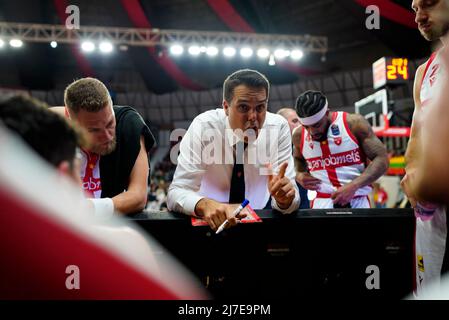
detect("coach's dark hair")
[0,94,82,168]
[295,90,327,118]
[223,69,270,102]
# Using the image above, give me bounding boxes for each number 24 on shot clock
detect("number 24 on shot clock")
[373,57,409,89]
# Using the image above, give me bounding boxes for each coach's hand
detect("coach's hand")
[268,162,296,210]
[194,198,247,231]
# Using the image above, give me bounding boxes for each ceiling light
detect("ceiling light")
[257,48,270,58]
[188,45,201,55]
[99,41,113,53]
[290,49,304,60]
[169,44,184,55]
[206,46,218,56]
[50,41,58,48]
[81,41,95,52]
[274,49,289,59]
[9,39,23,48]
[223,47,236,57]
[240,47,253,58]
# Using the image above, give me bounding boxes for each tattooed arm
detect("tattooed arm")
[331,113,389,205]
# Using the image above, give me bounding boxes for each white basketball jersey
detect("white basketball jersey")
[414,50,447,297]
[80,149,102,199]
[420,51,444,108]
[300,111,371,197]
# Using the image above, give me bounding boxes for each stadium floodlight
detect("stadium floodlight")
[0,22,329,60]
[206,46,218,56]
[240,47,253,58]
[274,48,289,59]
[290,49,304,60]
[188,45,201,55]
[257,48,270,59]
[81,41,95,52]
[9,39,23,48]
[268,54,276,66]
[169,44,184,55]
[99,41,114,53]
[223,47,236,57]
[50,41,58,48]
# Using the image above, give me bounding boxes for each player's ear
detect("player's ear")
[64,106,72,119]
[56,160,81,185]
[223,100,230,116]
[57,160,70,176]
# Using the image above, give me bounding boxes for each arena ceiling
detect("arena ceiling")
[0,0,433,94]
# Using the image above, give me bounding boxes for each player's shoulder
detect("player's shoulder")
[345,113,372,137]
[415,63,427,81]
[266,111,288,126]
[195,108,224,122]
[413,63,427,108]
[416,62,427,72]
[345,112,366,125]
[189,108,227,131]
[262,112,291,136]
[292,125,303,146]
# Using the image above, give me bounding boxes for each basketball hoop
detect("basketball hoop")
[374,115,411,137]
[355,90,411,176]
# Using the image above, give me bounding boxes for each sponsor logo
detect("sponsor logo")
[334,137,342,145]
[307,134,314,149]
[331,124,340,136]
[306,149,362,171]
[82,176,101,192]
[429,64,440,87]
[417,255,425,272]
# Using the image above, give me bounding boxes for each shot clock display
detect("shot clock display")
[372,57,409,89]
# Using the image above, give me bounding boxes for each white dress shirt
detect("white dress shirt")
[167,108,300,215]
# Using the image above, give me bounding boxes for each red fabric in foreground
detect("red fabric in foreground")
[0,188,180,299]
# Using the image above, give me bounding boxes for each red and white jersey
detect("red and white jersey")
[80,149,102,198]
[300,111,371,197]
[414,50,447,297]
[64,108,102,199]
[420,51,444,108]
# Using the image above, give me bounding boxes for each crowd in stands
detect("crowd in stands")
[146,152,176,211]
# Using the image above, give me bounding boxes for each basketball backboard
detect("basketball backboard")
[354,89,389,131]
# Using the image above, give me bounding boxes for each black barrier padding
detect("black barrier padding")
[130,208,414,299]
